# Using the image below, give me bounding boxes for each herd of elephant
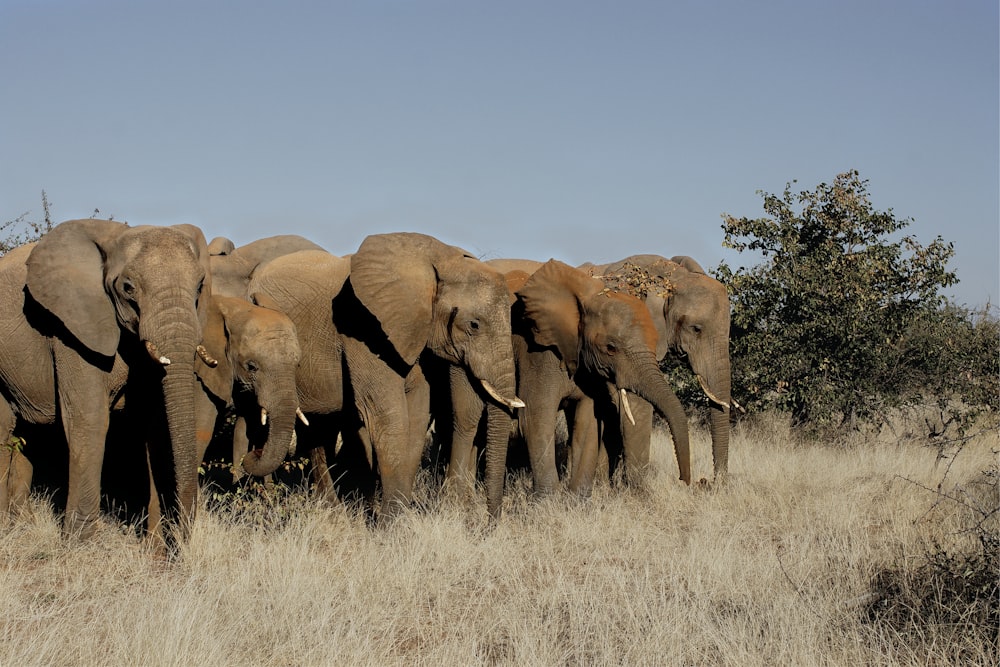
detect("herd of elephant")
[0,220,732,549]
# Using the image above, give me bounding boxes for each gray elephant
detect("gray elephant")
[245,232,522,520]
[193,295,304,480]
[443,259,690,497]
[0,220,213,542]
[580,255,732,482]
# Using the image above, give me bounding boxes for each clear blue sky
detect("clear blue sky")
[2,1,997,306]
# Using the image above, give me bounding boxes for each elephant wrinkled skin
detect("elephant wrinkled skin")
[0,220,212,542]
[580,254,732,482]
[247,232,521,520]
[478,259,692,496]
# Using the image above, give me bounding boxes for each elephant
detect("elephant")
[0,220,213,542]
[448,259,690,497]
[245,232,522,520]
[209,234,326,299]
[579,254,732,482]
[128,294,305,540]
[193,294,305,482]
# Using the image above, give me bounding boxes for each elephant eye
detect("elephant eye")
[121,278,137,298]
[469,319,481,333]
[246,360,259,374]
[691,324,703,335]
[605,341,618,355]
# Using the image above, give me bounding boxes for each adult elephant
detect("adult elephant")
[246,232,522,520]
[0,220,213,542]
[580,254,732,482]
[466,259,691,496]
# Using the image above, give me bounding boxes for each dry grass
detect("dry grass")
[1,414,996,666]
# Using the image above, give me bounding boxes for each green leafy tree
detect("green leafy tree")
[715,170,978,429]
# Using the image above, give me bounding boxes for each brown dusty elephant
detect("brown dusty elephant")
[245,232,522,520]
[209,234,326,299]
[580,254,732,482]
[0,220,213,542]
[467,259,691,496]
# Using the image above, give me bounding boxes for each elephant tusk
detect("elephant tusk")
[620,388,636,426]
[261,408,268,426]
[145,340,170,366]
[696,375,731,410]
[296,407,310,426]
[196,344,219,368]
[731,396,746,414]
[480,379,526,410]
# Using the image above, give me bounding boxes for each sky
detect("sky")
[2,1,997,306]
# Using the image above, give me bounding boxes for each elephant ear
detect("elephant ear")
[516,259,603,373]
[351,232,465,366]
[25,219,127,357]
[504,270,530,305]
[194,296,235,404]
[170,224,213,327]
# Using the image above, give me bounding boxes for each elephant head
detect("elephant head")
[25,219,212,538]
[350,232,522,411]
[349,232,522,517]
[517,259,691,484]
[195,295,304,478]
[589,254,732,478]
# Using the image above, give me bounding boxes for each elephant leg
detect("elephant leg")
[56,354,112,539]
[231,415,249,484]
[193,389,220,474]
[144,446,166,556]
[363,394,415,520]
[518,399,561,496]
[566,397,599,497]
[391,365,431,512]
[0,400,31,516]
[621,396,654,488]
[444,365,484,500]
[290,415,338,503]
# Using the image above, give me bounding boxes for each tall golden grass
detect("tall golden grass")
[1,414,996,666]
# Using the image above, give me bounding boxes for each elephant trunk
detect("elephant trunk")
[690,341,732,479]
[621,348,691,485]
[483,402,511,520]
[142,295,202,543]
[468,339,518,519]
[241,375,300,478]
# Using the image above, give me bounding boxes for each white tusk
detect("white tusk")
[731,397,746,414]
[144,340,171,366]
[480,379,526,410]
[296,408,310,426]
[696,375,731,410]
[260,408,268,426]
[620,388,636,426]
[196,344,219,368]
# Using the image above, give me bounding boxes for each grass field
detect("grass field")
[1,414,996,666]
